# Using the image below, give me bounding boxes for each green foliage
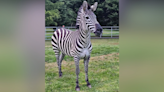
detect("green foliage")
[96,0,119,26]
[45,9,60,26]
[45,0,119,26]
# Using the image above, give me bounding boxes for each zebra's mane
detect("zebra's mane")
[76,3,91,29]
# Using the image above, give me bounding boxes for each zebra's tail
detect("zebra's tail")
[51,32,59,54]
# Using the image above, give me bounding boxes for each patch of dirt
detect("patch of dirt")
[110,43,119,45]
[90,53,119,62]
[45,46,52,47]
[45,53,119,69]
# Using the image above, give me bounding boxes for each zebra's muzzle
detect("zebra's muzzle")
[94,31,102,37]
[94,24,102,37]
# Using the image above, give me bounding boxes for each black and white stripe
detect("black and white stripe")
[51,1,102,91]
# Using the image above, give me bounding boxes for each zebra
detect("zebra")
[51,1,102,91]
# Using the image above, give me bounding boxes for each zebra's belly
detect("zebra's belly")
[79,48,90,58]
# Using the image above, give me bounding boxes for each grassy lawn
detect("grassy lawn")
[45,39,119,92]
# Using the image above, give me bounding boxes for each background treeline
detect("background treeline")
[45,0,119,26]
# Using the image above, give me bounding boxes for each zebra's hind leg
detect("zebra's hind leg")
[74,56,80,91]
[58,53,65,77]
[54,50,61,77]
[84,56,91,88]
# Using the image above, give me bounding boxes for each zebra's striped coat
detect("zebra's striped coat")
[51,1,102,91]
[51,28,92,58]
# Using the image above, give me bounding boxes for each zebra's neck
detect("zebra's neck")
[78,28,91,48]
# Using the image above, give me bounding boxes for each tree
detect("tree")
[45,9,60,26]
[45,0,119,26]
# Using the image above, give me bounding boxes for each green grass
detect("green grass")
[45,39,119,92]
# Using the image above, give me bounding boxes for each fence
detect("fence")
[45,26,119,40]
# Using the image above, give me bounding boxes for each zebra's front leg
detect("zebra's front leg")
[74,56,80,91]
[84,56,91,88]
[58,53,65,77]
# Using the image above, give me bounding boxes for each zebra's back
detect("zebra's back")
[51,28,77,56]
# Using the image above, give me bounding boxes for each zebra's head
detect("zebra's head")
[76,1,103,37]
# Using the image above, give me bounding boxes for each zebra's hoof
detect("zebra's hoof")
[59,72,62,77]
[88,85,92,88]
[87,83,91,88]
[75,86,80,91]
[59,74,62,77]
[76,88,80,91]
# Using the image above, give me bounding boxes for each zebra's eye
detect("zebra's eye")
[86,17,89,19]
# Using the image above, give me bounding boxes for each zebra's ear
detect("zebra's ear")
[83,1,88,12]
[91,2,98,11]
